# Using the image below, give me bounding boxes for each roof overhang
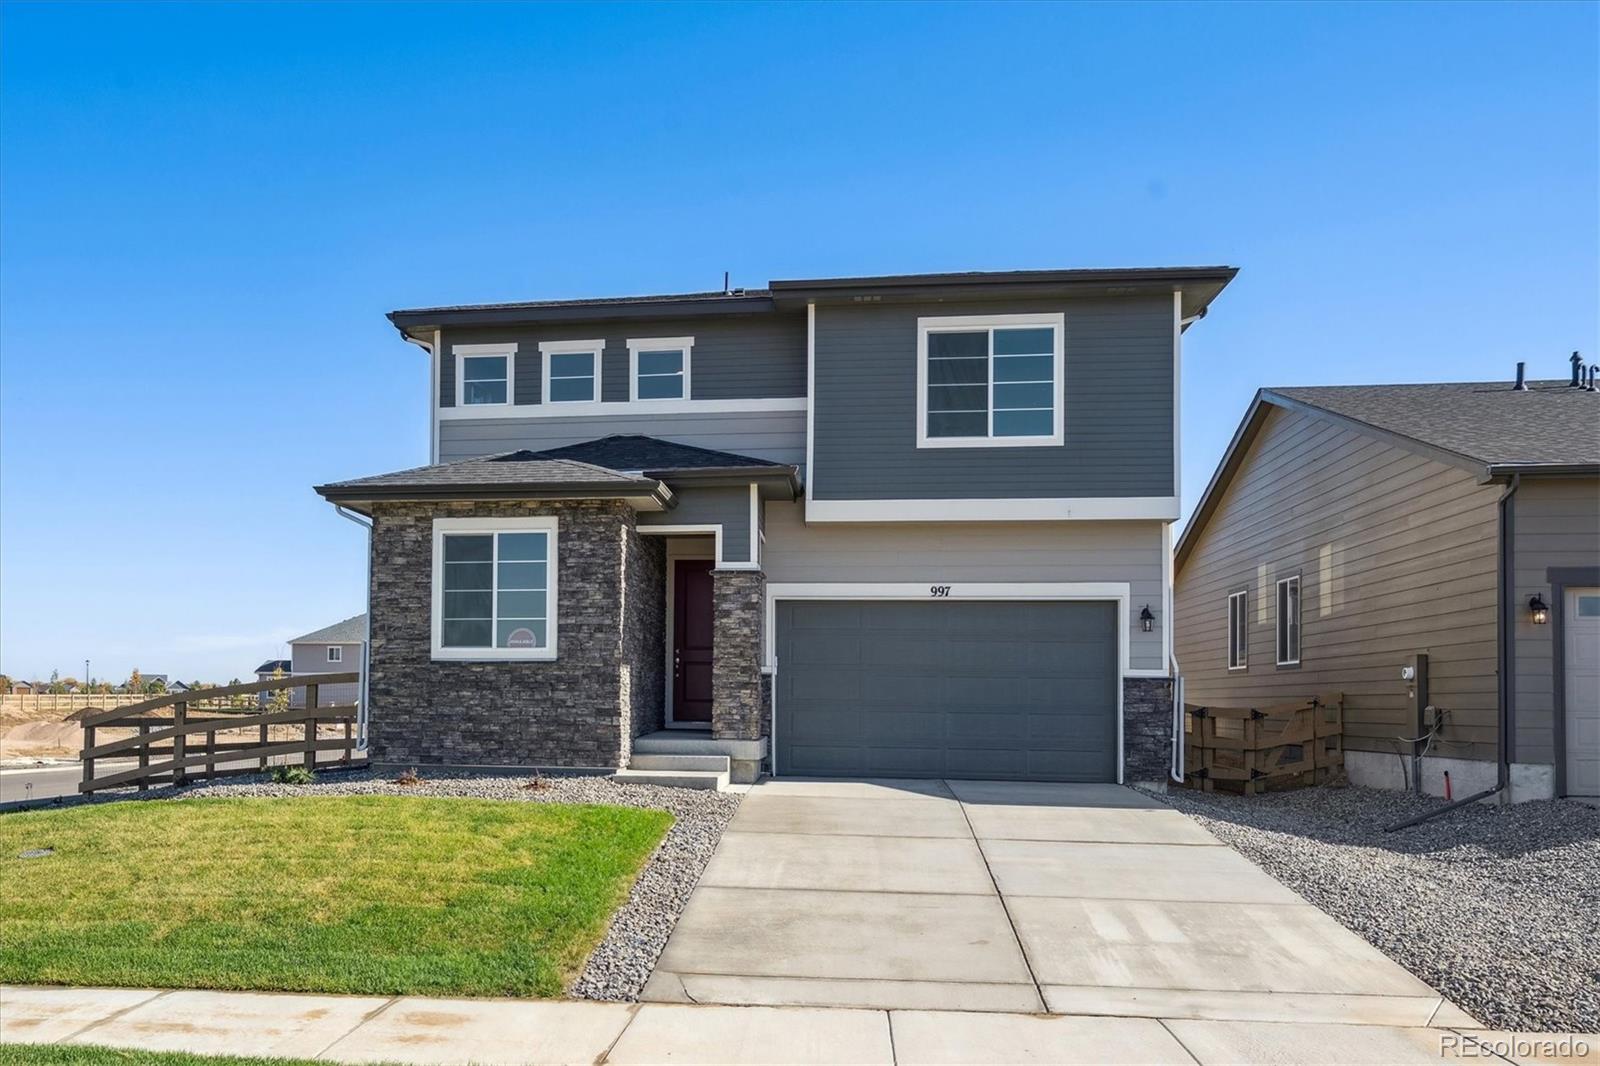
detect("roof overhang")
[315,479,675,517]
[388,293,776,341]
[769,266,1237,320]
[650,465,802,499]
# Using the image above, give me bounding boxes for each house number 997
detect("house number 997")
[929,585,952,597]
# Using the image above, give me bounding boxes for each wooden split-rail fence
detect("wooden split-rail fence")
[78,673,364,795]
[1183,693,1344,794]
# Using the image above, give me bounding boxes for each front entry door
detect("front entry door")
[672,559,715,724]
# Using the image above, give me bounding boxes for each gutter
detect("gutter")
[333,505,374,751]
[1386,473,1519,830]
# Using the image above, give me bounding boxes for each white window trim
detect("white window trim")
[628,336,694,402]
[1227,589,1248,671]
[915,312,1065,450]
[326,646,342,664]
[430,516,559,661]
[454,342,517,408]
[538,339,605,406]
[763,581,1132,782]
[1276,575,1301,666]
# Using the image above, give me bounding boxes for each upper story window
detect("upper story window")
[1227,589,1248,670]
[1276,575,1301,666]
[432,517,558,661]
[326,646,342,664]
[455,343,516,406]
[916,313,1065,449]
[628,337,693,401]
[539,339,603,404]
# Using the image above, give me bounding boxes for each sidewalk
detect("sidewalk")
[3,985,1595,1065]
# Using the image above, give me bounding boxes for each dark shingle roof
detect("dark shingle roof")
[1269,380,1600,470]
[290,615,367,645]
[254,659,292,675]
[525,436,788,474]
[316,452,661,497]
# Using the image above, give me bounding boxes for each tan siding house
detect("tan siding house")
[1175,372,1599,801]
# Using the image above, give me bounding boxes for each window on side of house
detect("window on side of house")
[1227,590,1248,670]
[540,340,603,404]
[1276,575,1301,666]
[326,646,342,663]
[918,313,1064,447]
[456,346,514,406]
[433,518,559,660]
[628,337,692,401]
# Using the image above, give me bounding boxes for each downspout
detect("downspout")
[1386,473,1517,831]
[1170,654,1186,784]
[334,505,374,750]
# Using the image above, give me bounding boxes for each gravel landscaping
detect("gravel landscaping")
[1146,783,1600,1033]
[25,768,740,1002]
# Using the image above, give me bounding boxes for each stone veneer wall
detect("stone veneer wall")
[622,532,666,762]
[366,498,656,769]
[1123,676,1175,783]
[711,569,766,741]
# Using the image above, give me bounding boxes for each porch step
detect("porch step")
[628,753,731,773]
[611,767,730,791]
[631,733,732,757]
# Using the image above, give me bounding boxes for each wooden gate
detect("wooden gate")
[78,673,363,794]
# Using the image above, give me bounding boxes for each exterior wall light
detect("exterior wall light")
[1529,594,1549,625]
[1139,605,1155,633]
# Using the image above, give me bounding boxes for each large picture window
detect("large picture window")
[1276,575,1301,666]
[916,313,1064,448]
[1227,589,1248,670]
[432,517,558,660]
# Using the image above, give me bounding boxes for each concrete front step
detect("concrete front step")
[629,753,732,773]
[612,767,731,791]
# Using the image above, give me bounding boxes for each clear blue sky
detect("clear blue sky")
[2,2,1595,684]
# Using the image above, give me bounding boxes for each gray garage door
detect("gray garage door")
[774,600,1119,781]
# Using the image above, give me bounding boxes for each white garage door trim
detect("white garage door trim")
[764,582,1131,783]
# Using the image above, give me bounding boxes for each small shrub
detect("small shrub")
[522,770,550,791]
[271,765,315,785]
[394,767,423,787]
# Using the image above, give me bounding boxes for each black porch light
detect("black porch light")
[1139,605,1155,633]
[1529,594,1549,625]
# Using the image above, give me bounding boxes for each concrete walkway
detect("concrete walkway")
[643,778,1469,1026]
[4,984,1591,1065]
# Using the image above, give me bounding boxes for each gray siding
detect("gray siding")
[639,484,753,564]
[438,410,806,466]
[762,500,1166,671]
[288,642,362,707]
[1512,476,1600,765]
[1174,406,1503,762]
[810,295,1174,501]
[439,314,805,407]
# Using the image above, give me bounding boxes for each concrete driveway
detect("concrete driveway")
[644,778,1471,1028]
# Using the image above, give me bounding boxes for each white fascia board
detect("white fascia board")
[636,523,726,568]
[438,396,805,421]
[802,496,1181,523]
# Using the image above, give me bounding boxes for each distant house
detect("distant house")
[12,680,35,694]
[254,659,293,707]
[288,614,366,707]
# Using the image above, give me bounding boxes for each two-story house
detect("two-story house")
[315,266,1236,784]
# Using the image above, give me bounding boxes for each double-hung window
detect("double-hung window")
[1276,575,1301,666]
[432,517,558,660]
[539,340,603,404]
[1227,590,1248,670]
[628,337,692,401]
[455,344,515,407]
[326,646,342,664]
[917,313,1064,447]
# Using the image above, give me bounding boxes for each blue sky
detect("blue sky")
[2,2,1595,683]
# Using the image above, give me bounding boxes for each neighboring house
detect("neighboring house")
[286,615,365,707]
[316,266,1237,784]
[1174,367,1600,801]
[253,659,292,707]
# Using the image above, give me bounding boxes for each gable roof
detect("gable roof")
[525,435,790,476]
[1176,378,1600,571]
[289,615,367,646]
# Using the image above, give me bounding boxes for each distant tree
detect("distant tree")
[59,677,81,692]
[147,677,167,695]
[47,670,64,695]
[268,667,291,713]
[0,674,11,694]
[127,669,144,695]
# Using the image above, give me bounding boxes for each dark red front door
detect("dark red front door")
[673,559,715,724]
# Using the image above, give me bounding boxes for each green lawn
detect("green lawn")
[0,796,672,997]
[0,1045,336,1066]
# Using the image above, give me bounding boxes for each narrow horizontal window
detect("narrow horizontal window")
[1276,576,1301,666]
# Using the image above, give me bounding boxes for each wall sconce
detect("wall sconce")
[1529,594,1549,625]
[1139,605,1155,633]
